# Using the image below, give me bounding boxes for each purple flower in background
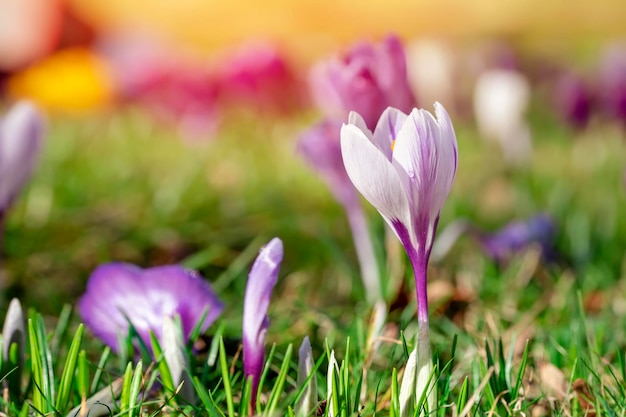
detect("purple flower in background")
[554,71,594,130]
[0,101,44,216]
[479,214,556,264]
[298,120,382,300]
[78,263,224,353]
[431,214,557,265]
[598,45,626,125]
[310,35,416,129]
[242,237,283,408]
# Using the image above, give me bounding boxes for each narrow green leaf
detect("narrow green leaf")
[120,361,134,413]
[56,324,84,411]
[128,360,144,417]
[218,337,235,417]
[192,376,226,417]
[90,346,111,395]
[265,344,293,415]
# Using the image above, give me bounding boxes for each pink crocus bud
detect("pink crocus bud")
[553,71,594,130]
[242,237,284,408]
[598,44,626,125]
[310,35,416,129]
[0,101,45,216]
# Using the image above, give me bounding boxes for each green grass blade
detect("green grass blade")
[89,346,111,395]
[265,344,293,415]
[128,360,144,417]
[120,361,134,413]
[56,324,84,411]
[218,337,235,417]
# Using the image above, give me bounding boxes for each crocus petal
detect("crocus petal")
[296,336,317,417]
[242,237,284,404]
[0,101,44,211]
[78,263,223,353]
[371,106,409,159]
[2,298,25,379]
[341,123,410,231]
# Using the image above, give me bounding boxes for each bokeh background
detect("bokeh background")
[1,0,625,330]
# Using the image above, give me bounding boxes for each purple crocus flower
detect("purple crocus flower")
[297,120,381,300]
[341,103,457,412]
[310,35,416,130]
[242,237,283,408]
[478,214,556,264]
[78,263,224,353]
[431,215,556,265]
[0,101,44,220]
[598,45,626,125]
[554,71,594,130]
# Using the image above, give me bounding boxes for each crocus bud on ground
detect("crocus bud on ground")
[310,35,416,129]
[0,101,45,218]
[340,103,458,414]
[296,336,317,417]
[242,237,283,408]
[78,263,224,353]
[554,71,594,130]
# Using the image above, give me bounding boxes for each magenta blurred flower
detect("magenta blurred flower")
[0,101,44,216]
[598,45,626,125]
[101,35,220,140]
[78,263,224,353]
[298,120,382,300]
[216,41,304,113]
[311,35,416,129]
[242,237,283,408]
[554,71,594,130]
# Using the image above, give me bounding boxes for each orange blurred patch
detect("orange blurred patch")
[6,48,115,112]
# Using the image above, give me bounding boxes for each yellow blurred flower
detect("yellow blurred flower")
[6,48,115,112]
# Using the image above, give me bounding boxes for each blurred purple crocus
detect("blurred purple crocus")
[310,35,416,129]
[78,263,224,353]
[0,101,44,218]
[431,214,556,265]
[298,120,381,300]
[598,45,626,125]
[479,214,556,264]
[554,71,594,130]
[242,237,283,408]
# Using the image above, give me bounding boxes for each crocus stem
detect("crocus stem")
[344,203,382,302]
[408,247,429,329]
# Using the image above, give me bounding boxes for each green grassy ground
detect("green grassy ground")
[2,105,626,415]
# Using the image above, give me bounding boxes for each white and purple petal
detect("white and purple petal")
[0,101,44,212]
[242,237,284,404]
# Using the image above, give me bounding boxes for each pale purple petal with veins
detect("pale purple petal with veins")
[78,263,224,353]
[242,237,284,405]
[0,101,44,213]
